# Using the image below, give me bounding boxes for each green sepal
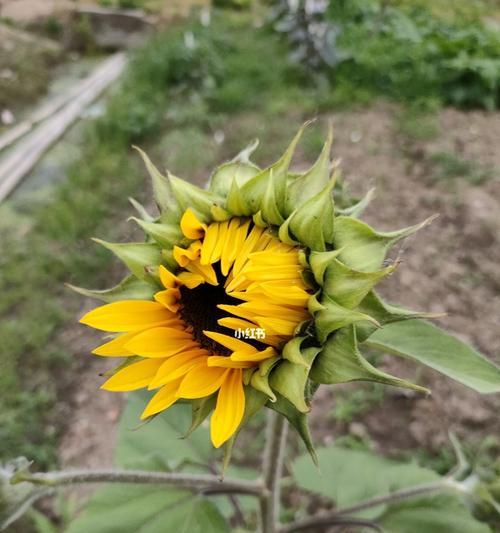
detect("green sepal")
[268,394,318,466]
[260,169,285,226]
[67,274,157,303]
[310,326,428,393]
[323,258,397,309]
[239,122,311,216]
[210,204,232,222]
[129,217,185,249]
[92,239,162,283]
[356,290,443,342]
[243,387,268,422]
[336,187,376,219]
[278,215,299,245]
[161,249,177,271]
[250,356,280,402]
[168,172,223,222]
[308,248,343,285]
[286,178,335,251]
[129,197,155,222]
[314,293,380,343]
[183,396,216,438]
[133,146,180,224]
[208,139,260,196]
[333,214,438,272]
[285,123,333,215]
[270,347,320,413]
[252,211,268,228]
[282,336,312,366]
[226,179,252,216]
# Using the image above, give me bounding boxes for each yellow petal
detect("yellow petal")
[256,317,299,336]
[210,369,245,448]
[231,225,265,277]
[149,350,209,388]
[124,327,198,358]
[180,208,207,239]
[159,265,180,289]
[202,330,256,354]
[177,271,205,289]
[154,288,181,312]
[140,378,183,419]
[209,221,228,264]
[217,316,258,332]
[207,356,254,369]
[177,362,229,399]
[244,264,303,282]
[259,283,310,306]
[231,346,276,362]
[101,358,164,391]
[92,330,140,357]
[173,241,201,267]
[220,218,241,276]
[200,223,219,265]
[80,300,174,332]
[236,301,309,321]
[185,260,218,286]
[248,251,299,266]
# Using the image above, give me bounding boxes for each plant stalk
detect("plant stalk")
[260,410,289,533]
[11,468,263,497]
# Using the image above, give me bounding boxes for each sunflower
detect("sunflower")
[80,212,311,447]
[77,123,435,452]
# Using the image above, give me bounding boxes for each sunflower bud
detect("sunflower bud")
[77,123,441,452]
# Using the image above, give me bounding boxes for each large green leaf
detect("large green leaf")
[293,446,438,519]
[364,320,500,394]
[378,496,490,533]
[65,486,229,533]
[115,392,213,468]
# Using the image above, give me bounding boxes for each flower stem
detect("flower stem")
[11,468,263,496]
[260,410,289,533]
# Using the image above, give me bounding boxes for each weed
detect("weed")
[331,384,385,423]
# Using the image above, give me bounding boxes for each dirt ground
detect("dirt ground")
[57,103,500,483]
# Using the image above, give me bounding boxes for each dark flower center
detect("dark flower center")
[179,264,267,356]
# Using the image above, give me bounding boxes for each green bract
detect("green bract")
[74,124,500,457]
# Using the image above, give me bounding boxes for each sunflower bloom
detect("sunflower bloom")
[77,123,436,452]
[81,211,312,447]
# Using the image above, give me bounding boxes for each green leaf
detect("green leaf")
[378,495,490,533]
[115,392,213,468]
[292,445,438,518]
[364,320,500,394]
[332,215,437,272]
[310,326,427,393]
[65,487,229,533]
[92,240,162,282]
[67,275,156,303]
[260,170,285,226]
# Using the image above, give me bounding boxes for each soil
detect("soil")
[56,102,500,497]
